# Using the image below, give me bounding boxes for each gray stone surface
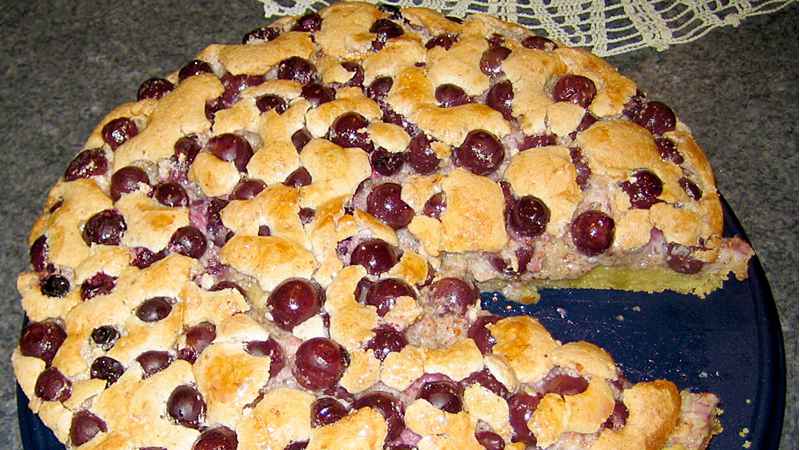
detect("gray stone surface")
[0,1,795,448]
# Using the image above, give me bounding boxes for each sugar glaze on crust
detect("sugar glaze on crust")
[14,2,730,449]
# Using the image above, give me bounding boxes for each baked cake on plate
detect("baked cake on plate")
[13,2,744,449]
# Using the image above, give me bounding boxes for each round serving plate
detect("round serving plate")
[17,197,785,449]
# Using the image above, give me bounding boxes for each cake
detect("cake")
[12,2,736,449]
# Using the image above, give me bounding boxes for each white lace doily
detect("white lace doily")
[259,0,795,56]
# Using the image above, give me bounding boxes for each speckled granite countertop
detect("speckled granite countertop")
[0,1,796,449]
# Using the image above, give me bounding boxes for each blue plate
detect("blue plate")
[18,197,785,449]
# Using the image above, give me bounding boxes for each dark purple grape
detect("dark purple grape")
[622,90,647,119]
[154,182,189,207]
[230,179,266,200]
[480,46,511,77]
[205,198,232,247]
[382,108,418,135]
[370,148,405,176]
[29,235,48,272]
[82,209,126,246]
[423,192,446,219]
[341,62,365,87]
[570,210,615,256]
[40,274,70,297]
[209,280,246,297]
[552,75,596,108]
[635,101,676,135]
[292,12,323,32]
[519,133,557,150]
[245,338,285,378]
[283,167,313,188]
[20,321,66,365]
[169,226,207,259]
[666,243,704,274]
[80,272,116,300]
[370,19,404,42]
[301,83,336,107]
[367,77,393,101]
[206,133,254,172]
[129,247,164,269]
[277,57,318,85]
[329,112,372,152]
[136,297,173,322]
[91,326,119,350]
[461,368,509,398]
[292,129,313,152]
[435,84,469,107]
[285,442,308,450]
[174,135,202,165]
[349,239,399,275]
[430,277,478,314]
[35,367,72,401]
[510,196,549,237]
[193,426,238,450]
[603,401,629,430]
[569,147,591,190]
[110,166,149,201]
[366,183,414,229]
[407,133,440,174]
[353,392,405,441]
[268,279,322,330]
[418,380,463,413]
[454,130,505,175]
[168,384,206,429]
[179,60,213,81]
[655,138,684,164]
[137,78,174,101]
[541,373,589,396]
[365,325,407,361]
[70,410,106,446]
[299,207,316,224]
[102,118,138,150]
[573,112,598,137]
[680,177,702,200]
[137,351,173,377]
[521,35,557,50]
[353,277,373,303]
[369,19,403,50]
[364,278,416,317]
[508,393,541,445]
[185,322,216,358]
[311,397,348,427]
[293,338,347,390]
[256,94,288,114]
[242,26,280,44]
[426,33,456,50]
[476,431,505,450]
[620,170,663,209]
[64,149,108,181]
[486,80,514,120]
[90,356,124,387]
[468,315,501,354]
[205,98,225,122]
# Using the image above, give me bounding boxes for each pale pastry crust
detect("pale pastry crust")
[14,3,731,449]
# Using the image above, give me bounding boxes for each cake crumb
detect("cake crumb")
[745,398,751,404]
[556,307,567,319]
[743,440,751,448]
[739,427,750,437]
[632,305,641,312]
[615,314,624,321]
[698,371,708,378]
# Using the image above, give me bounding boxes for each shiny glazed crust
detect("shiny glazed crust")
[14,2,729,449]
